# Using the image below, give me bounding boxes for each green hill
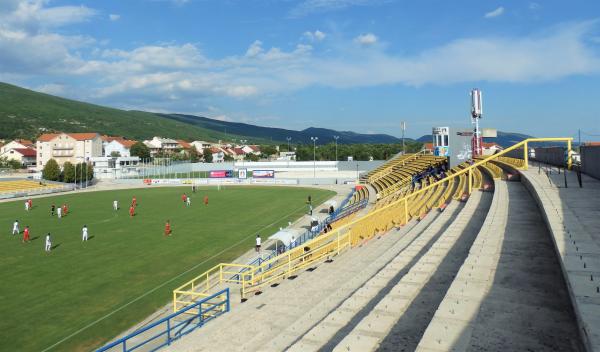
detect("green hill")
[0,82,241,142]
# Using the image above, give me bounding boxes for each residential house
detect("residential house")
[0,139,35,154]
[143,137,179,156]
[209,147,225,163]
[0,148,37,167]
[104,139,137,157]
[90,156,140,179]
[190,140,212,153]
[36,133,103,170]
[241,145,261,155]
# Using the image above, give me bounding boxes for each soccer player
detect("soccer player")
[45,233,52,252]
[25,200,29,211]
[12,220,19,235]
[186,196,191,207]
[164,220,171,236]
[63,204,68,216]
[182,193,187,205]
[57,206,62,219]
[82,225,88,241]
[113,200,118,211]
[129,205,135,217]
[132,196,137,208]
[255,235,261,252]
[28,199,32,210]
[23,226,30,243]
[51,204,55,216]
[204,195,209,206]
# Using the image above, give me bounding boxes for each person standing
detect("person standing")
[132,196,137,208]
[255,235,261,252]
[57,206,62,219]
[186,196,191,207]
[62,203,68,216]
[113,200,119,211]
[82,225,89,241]
[204,195,209,206]
[23,225,30,243]
[28,199,32,210]
[12,220,19,235]
[164,220,172,236]
[25,200,29,211]
[182,193,187,206]
[45,233,52,252]
[129,205,135,218]
[50,204,55,216]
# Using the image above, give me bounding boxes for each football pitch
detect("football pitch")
[0,185,335,352]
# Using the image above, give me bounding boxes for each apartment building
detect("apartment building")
[36,133,103,170]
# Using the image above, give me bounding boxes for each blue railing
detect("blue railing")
[96,288,230,352]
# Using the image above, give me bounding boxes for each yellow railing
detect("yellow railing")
[173,137,572,310]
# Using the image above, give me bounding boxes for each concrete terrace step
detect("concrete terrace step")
[164,219,419,351]
[329,189,491,352]
[165,202,459,351]
[417,179,584,351]
[278,201,465,352]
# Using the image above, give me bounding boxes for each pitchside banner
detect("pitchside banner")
[209,170,233,178]
[253,170,275,178]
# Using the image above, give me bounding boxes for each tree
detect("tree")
[260,145,277,156]
[246,153,259,162]
[223,153,234,162]
[62,162,75,183]
[203,148,213,163]
[187,147,200,163]
[130,142,150,159]
[86,162,94,181]
[110,151,121,157]
[42,159,60,181]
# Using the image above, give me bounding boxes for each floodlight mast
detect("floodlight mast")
[470,89,483,158]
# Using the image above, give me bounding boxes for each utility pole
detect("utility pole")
[286,137,292,152]
[310,137,318,183]
[578,129,581,147]
[401,121,406,154]
[333,135,339,161]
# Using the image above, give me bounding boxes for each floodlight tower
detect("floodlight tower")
[470,89,483,158]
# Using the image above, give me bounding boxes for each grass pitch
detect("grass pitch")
[0,185,334,351]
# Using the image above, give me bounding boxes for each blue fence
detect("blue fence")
[96,288,230,352]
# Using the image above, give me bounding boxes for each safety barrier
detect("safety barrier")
[173,138,573,309]
[98,289,229,352]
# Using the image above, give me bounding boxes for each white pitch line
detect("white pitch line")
[41,196,329,351]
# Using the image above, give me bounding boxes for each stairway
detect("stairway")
[165,199,464,351]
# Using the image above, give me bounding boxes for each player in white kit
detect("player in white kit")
[12,220,19,235]
[113,200,118,211]
[45,233,52,252]
[82,225,89,241]
[25,201,29,211]
[57,206,62,218]
[186,196,191,207]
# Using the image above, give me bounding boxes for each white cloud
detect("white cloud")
[484,6,505,19]
[289,0,389,18]
[529,2,541,10]
[354,33,378,45]
[304,30,326,42]
[109,14,120,21]
[245,40,263,57]
[35,83,65,95]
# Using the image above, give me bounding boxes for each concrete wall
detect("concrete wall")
[532,147,566,167]
[581,145,600,180]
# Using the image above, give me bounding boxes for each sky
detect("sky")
[0,0,599,140]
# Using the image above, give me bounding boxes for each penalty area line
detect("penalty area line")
[41,198,326,351]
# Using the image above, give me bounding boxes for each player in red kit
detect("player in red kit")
[204,195,208,206]
[164,220,171,236]
[23,226,30,243]
[132,196,137,208]
[182,194,187,205]
[129,205,135,217]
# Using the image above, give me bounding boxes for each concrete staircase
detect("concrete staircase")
[165,198,466,351]
[416,179,583,351]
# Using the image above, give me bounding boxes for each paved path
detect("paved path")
[520,166,600,351]
[417,178,584,351]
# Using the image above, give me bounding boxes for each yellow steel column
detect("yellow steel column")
[173,291,177,312]
[468,168,472,194]
[567,139,572,170]
[523,141,529,170]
